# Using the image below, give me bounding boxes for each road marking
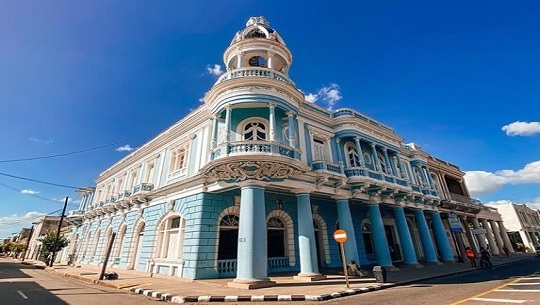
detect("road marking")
[17,290,28,299]
[498,289,540,292]
[508,282,540,286]
[524,277,540,279]
[471,298,526,303]
[450,277,523,305]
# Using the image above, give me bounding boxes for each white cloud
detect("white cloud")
[115,145,134,152]
[0,211,46,227]
[206,64,224,76]
[502,121,540,136]
[303,83,343,110]
[485,198,540,211]
[20,189,39,195]
[305,93,317,103]
[465,161,540,197]
[30,138,53,144]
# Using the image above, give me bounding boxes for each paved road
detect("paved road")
[319,258,540,305]
[0,260,158,305]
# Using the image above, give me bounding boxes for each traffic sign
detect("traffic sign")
[333,229,347,243]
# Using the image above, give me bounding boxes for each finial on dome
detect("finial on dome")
[246,16,270,28]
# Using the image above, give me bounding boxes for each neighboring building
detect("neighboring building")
[64,17,513,287]
[17,228,33,244]
[491,202,540,251]
[27,216,70,260]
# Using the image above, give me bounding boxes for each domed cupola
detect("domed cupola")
[222,16,292,77]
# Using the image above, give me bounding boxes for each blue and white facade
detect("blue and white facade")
[64,17,507,287]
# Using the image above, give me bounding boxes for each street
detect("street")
[0,260,158,305]
[319,258,540,305]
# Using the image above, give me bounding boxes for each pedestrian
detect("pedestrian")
[502,245,510,257]
[465,247,476,267]
[348,260,364,277]
[479,247,493,269]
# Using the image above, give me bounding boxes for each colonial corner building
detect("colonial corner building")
[60,17,514,288]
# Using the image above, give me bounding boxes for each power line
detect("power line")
[0,172,79,189]
[0,127,166,163]
[0,209,63,230]
[0,181,78,206]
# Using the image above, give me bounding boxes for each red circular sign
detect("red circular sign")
[333,229,347,243]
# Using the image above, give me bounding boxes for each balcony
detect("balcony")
[217,67,293,86]
[66,210,84,224]
[440,192,483,213]
[132,183,154,195]
[311,161,344,175]
[211,141,298,160]
[344,166,410,188]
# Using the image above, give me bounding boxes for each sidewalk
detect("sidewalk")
[17,254,536,303]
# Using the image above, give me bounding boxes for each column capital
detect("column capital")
[292,188,313,195]
[225,104,233,110]
[331,195,349,201]
[335,138,341,143]
[370,143,376,148]
[237,180,267,189]
[268,102,276,109]
[354,136,361,142]
[286,111,295,118]
[212,113,220,119]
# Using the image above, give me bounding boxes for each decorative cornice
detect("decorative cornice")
[203,159,308,182]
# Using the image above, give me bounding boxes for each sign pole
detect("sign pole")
[333,229,349,288]
[339,242,349,288]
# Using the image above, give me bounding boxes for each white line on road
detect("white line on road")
[17,290,28,300]
[498,289,540,292]
[508,282,540,286]
[471,298,526,303]
[523,277,540,280]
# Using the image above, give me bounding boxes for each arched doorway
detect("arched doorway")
[218,214,239,260]
[128,222,145,270]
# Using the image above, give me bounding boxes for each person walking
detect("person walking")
[465,247,476,267]
[479,247,493,269]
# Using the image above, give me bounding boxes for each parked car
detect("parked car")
[535,246,540,256]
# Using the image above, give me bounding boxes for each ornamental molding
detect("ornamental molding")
[204,160,308,182]
[336,123,401,147]
[215,85,301,105]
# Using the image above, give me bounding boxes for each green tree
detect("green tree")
[38,232,69,260]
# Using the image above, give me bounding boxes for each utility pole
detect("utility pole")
[49,197,68,267]
[99,232,116,280]
[21,225,34,262]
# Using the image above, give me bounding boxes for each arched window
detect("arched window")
[129,222,145,270]
[242,121,267,141]
[156,216,186,259]
[267,217,286,258]
[344,142,360,167]
[218,214,239,260]
[114,225,127,258]
[91,228,101,257]
[248,55,267,67]
[102,227,113,256]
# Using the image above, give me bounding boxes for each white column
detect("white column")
[269,103,276,141]
[287,112,296,148]
[498,221,515,253]
[225,105,232,143]
[489,220,505,253]
[481,219,500,255]
[370,143,381,172]
[267,52,274,69]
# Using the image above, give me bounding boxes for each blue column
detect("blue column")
[336,198,359,264]
[236,184,268,281]
[367,204,393,267]
[296,193,319,276]
[427,211,454,261]
[354,137,365,166]
[414,209,438,263]
[296,193,320,275]
[382,148,393,175]
[335,138,344,165]
[393,207,418,265]
[370,143,381,172]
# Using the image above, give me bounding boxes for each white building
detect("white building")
[490,202,540,251]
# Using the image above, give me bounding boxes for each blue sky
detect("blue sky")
[1,1,539,239]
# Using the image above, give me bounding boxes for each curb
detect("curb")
[20,257,535,303]
[130,284,395,303]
